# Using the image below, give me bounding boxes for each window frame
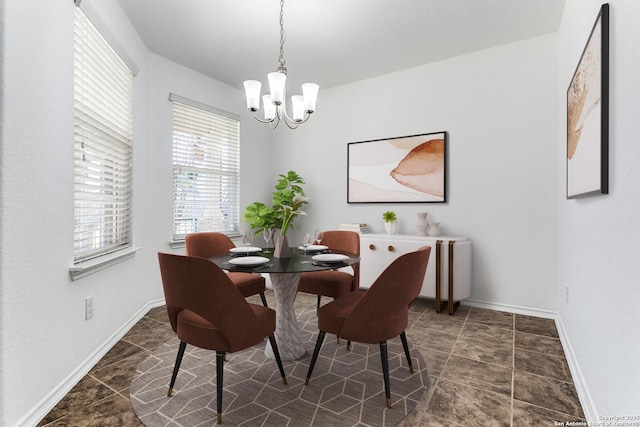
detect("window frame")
[70,4,139,280]
[169,94,241,243]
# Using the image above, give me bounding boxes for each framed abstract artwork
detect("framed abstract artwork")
[567,3,609,199]
[347,131,447,203]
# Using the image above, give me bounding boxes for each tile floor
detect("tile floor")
[38,292,585,426]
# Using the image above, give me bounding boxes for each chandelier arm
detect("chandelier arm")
[282,119,299,130]
[251,111,276,124]
[280,105,311,127]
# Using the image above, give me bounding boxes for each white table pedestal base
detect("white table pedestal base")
[265,272,306,361]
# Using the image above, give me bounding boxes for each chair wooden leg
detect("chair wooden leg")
[168,341,187,397]
[399,331,414,373]
[268,334,288,385]
[347,340,351,351]
[316,295,321,309]
[379,341,392,408]
[305,331,326,385]
[260,292,268,307]
[216,351,225,424]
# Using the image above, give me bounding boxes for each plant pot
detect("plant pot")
[384,221,396,235]
[273,233,291,258]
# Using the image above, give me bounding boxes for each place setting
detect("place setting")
[229,230,265,256]
[227,255,272,270]
[298,229,329,254]
[310,253,349,267]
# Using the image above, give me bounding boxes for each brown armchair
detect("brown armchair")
[157,253,287,425]
[297,230,360,308]
[304,246,431,409]
[185,232,268,307]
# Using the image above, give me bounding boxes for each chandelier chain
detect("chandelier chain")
[278,0,286,69]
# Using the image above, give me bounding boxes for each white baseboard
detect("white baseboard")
[554,315,598,424]
[18,298,166,427]
[461,298,557,319]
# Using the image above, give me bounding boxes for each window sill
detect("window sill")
[69,247,142,281]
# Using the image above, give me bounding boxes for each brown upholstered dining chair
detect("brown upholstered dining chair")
[185,232,268,307]
[297,230,360,309]
[157,253,287,425]
[304,246,431,409]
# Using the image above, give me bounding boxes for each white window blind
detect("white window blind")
[171,95,240,240]
[73,7,134,263]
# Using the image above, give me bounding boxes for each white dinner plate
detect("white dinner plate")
[229,247,261,254]
[228,256,270,266]
[298,245,328,252]
[312,253,349,263]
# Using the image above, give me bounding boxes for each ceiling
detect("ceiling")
[117,0,566,92]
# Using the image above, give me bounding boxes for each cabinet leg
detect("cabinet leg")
[435,240,442,313]
[448,241,455,315]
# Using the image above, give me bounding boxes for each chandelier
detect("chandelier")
[243,0,319,129]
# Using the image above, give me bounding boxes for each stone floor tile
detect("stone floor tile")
[426,379,511,426]
[440,355,513,396]
[513,370,584,419]
[515,314,559,338]
[467,307,514,329]
[515,348,573,382]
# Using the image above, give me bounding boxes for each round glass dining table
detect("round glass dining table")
[209,247,360,361]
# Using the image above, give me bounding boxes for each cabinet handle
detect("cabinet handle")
[388,245,395,252]
[369,244,376,251]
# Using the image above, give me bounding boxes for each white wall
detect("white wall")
[0,1,270,426]
[271,34,560,313]
[557,0,640,420]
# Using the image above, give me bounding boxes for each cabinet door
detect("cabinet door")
[359,237,383,289]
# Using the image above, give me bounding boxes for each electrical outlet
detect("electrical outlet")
[85,296,94,320]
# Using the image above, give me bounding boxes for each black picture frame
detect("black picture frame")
[347,131,447,203]
[566,3,609,199]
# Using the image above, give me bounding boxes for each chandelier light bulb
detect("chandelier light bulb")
[267,72,286,105]
[243,80,262,111]
[291,95,304,122]
[302,83,319,113]
[263,94,277,120]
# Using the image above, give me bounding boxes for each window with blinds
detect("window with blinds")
[171,95,241,241]
[73,7,134,263]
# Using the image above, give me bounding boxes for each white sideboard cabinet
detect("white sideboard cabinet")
[359,234,472,314]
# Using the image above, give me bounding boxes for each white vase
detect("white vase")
[416,212,428,236]
[428,222,441,237]
[384,221,396,235]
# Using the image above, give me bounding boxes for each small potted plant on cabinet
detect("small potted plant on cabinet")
[382,210,397,235]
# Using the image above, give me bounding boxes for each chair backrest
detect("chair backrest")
[185,232,235,258]
[157,252,265,351]
[340,246,431,343]
[319,230,361,290]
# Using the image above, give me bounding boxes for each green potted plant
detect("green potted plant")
[382,210,397,235]
[243,171,309,258]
